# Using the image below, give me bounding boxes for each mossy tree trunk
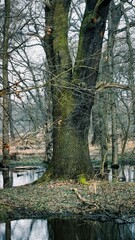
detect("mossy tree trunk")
[41,0,111,179]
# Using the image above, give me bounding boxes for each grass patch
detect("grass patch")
[0,204,11,221]
[8,156,45,168]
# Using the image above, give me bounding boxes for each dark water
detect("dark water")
[0,218,135,240]
[0,168,45,188]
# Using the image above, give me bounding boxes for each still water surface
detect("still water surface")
[1,166,135,239]
[0,165,134,189]
[0,168,45,188]
[109,165,135,182]
[0,218,135,240]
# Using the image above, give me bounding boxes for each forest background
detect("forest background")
[0,0,135,180]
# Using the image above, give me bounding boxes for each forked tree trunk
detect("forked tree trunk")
[40,0,111,180]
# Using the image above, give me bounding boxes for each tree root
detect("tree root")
[33,167,53,185]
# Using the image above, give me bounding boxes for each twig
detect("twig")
[72,188,99,209]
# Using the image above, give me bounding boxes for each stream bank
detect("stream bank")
[0,179,135,222]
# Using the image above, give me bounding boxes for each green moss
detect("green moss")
[60,90,74,119]
[77,174,88,185]
[52,124,93,178]
[82,12,94,29]
[9,156,44,168]
[53,3,69,65]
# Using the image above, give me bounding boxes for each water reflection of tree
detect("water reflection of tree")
[7,219,48,239]
[0,169,44,188]
[47,218,135,240]
[6,221,11,240]
[109,165,135,182]
[1,218,135,240]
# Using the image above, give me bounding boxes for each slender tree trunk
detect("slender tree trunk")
[92,50,110,174]
[43,73,53,163]
[108,1,119,167]
[120,1,135,133]
[91,91,109,175]
[99,93,109,174]
[2,170,11,188]
[2,0,10,162]
[117,98,130,157]
[40,0,111,180]
[9,96,15,140]
[111,94,118,166]
[92,1,122,173]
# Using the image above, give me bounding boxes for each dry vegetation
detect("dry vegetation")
[0,129,135,162]
[0,131,45,159]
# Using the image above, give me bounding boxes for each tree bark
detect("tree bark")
[111,94,118,166]
[41,0,111,179]
[107,1,120,168]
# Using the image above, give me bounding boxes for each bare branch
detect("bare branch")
[43,0,52,9]
[95,82,131,92]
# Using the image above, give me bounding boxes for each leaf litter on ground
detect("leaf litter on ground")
[0,180,135,220]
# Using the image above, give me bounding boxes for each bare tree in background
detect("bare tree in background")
[2,0,10,162]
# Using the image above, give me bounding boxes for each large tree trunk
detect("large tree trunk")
[40,0,111,179]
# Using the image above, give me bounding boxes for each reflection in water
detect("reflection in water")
[0,169,45,189]
[5,221,11,240]
[0,219,49,240]
[0,218,135,240]
[0,165,134,189]
[48,218,135,240]
[109,165,135,182]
